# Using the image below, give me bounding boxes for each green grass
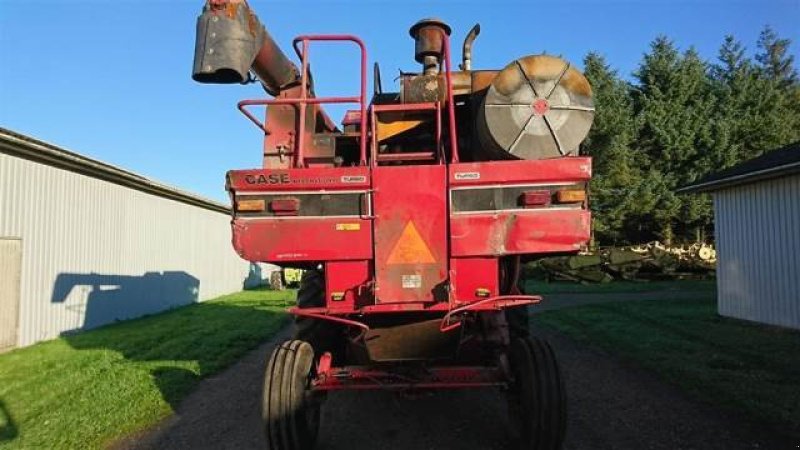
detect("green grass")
[523,278,716,294]
[533,295,800,439]
[0,288,293,450]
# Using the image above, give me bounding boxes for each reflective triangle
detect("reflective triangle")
[386,221,436,265]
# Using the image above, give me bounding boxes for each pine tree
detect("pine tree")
[581,30,799,245]
[633,38,717,242]
[752,26,800,154]
[710,36,754,166]
[581,53,642,244]
[756,25,798,87]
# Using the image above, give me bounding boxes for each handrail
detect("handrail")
[440,30,460,163]
[369,30,458,166]
[294,35,368,167]
[237,34,368,168]
[440,295,541,332]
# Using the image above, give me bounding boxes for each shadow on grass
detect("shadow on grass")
[49,272,288,414]
[62,301,286,412]
[0,399,18,442]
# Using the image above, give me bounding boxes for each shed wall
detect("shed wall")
[714,174,800,329]
[0,152,265,347]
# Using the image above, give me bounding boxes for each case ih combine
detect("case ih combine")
[192,1,594,449]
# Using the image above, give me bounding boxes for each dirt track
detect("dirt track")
[116,294,793,450]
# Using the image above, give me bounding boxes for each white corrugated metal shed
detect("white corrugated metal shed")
[0,128,274,349]
[679,142,800,330]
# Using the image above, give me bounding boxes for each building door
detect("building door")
[0,238,21,352]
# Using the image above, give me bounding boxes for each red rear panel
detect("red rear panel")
[450,211,591,256]
[372,165,448,303]
[232,218,372,262]
[227,167,372,263]
[449,159,591,256]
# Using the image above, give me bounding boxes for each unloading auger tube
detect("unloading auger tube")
[192,0,299,95]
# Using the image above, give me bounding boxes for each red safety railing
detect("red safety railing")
[440,31,460,163]
[238,35,368,167]
[368,30,459,165]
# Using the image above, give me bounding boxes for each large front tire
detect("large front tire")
[508,336,567,450]
[263,340,320,450]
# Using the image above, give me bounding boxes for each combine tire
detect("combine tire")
[263,340,320,450]
[294,270,325,345]
[508,336,567,450]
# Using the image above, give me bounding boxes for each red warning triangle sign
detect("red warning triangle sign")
[386,221,436,265]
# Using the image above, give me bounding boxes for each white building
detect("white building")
[0,128,275,350]
[680,142,800,330]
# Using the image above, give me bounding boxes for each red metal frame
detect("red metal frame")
[440,31,459,163]
[238,35,368,167]
[440,295,541,332]
[312,364,507,391]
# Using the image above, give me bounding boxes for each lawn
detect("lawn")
[0,288,292,450]
[523,278,716,294]
[533,295,800,440]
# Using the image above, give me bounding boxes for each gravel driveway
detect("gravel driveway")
[115,292,793,450]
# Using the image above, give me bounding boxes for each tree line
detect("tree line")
[580,26,799,245]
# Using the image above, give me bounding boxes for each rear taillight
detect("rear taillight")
[519,190,551,207]
[269,198,300,216]
[555,189,586,204]
[236,198,266,212]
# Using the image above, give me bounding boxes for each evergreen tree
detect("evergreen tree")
[582,29,799,245]
[581,52,641,244]
[633,38,716,241]
[710,36,755,166]
[753,26,800,153]
[756,25,798,87]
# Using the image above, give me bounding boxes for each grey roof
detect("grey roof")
[0,127,230,214]
[678,141,800,193]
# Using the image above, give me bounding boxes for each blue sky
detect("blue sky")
[1,0,798,202]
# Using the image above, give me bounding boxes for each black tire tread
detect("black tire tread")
[265,342,287,450]
[263,340,319,450]
[510,336,567,450]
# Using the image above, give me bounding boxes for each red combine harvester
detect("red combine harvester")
[193,2,593,449]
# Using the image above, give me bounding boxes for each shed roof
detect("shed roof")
[0,127,230,214]
[678,141,800,193]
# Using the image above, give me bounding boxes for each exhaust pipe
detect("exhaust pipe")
[460,24,480,71]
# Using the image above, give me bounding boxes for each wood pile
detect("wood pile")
[525,242,716,283]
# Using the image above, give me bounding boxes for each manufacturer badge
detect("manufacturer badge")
[341,175,367,183]
[454,172,480,180]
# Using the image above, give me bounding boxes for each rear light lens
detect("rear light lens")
[555,189,586,203]
[269,198,300,216]
[520,190,551,207]
[236,199,266,212]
